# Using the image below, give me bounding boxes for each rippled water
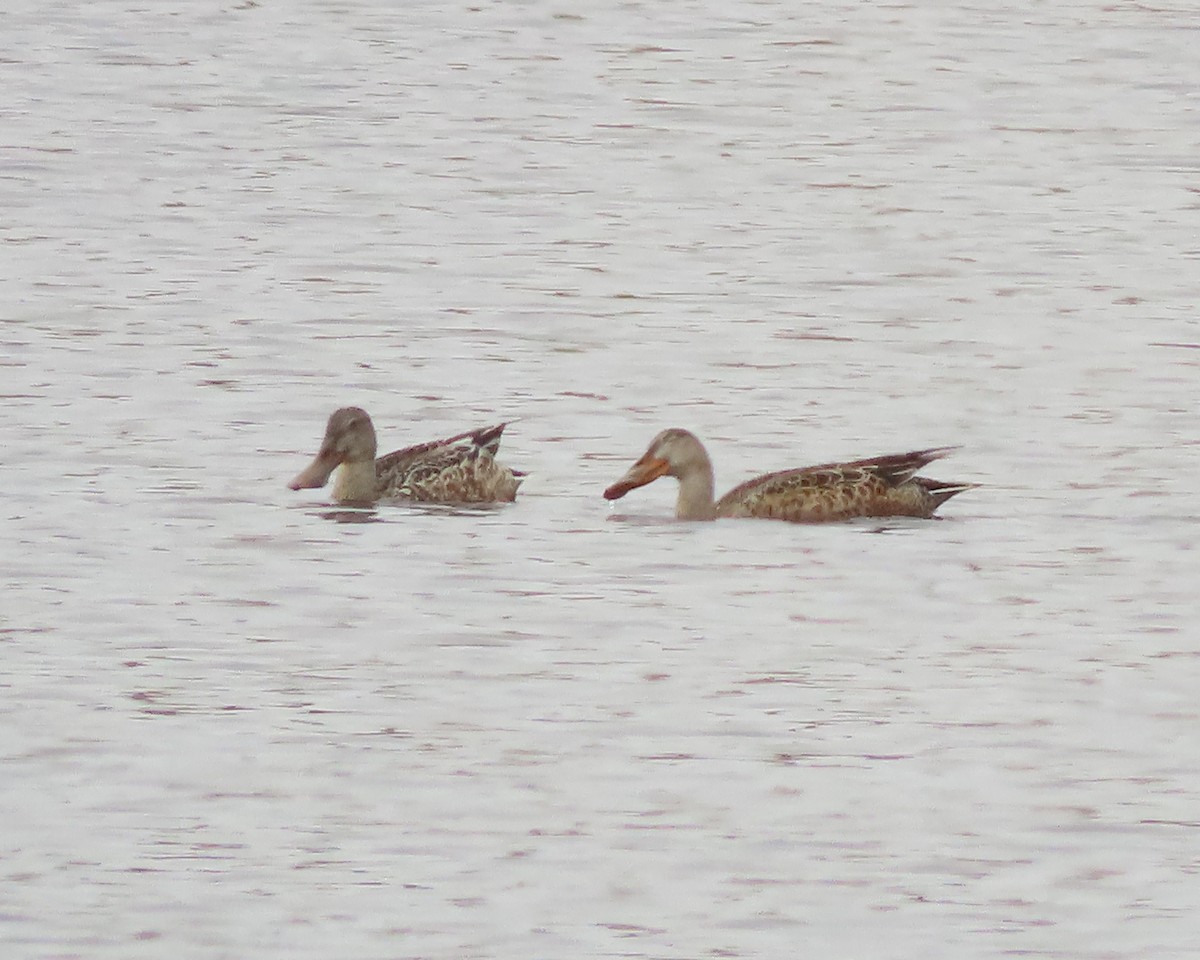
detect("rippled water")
[3,1,1198,958]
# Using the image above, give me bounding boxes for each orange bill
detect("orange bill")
[603,455,670,500]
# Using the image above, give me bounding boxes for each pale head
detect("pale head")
[288,406,377,491]
[603,428,711,500]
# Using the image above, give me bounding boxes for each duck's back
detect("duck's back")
[716,447,968,522]
[375,424,523,503]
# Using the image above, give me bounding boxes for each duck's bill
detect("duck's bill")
[603,456,669,500]
[288,452,339,491]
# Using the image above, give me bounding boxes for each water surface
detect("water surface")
[2,2,1198,958]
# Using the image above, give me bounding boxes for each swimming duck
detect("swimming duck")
[289,407,524,504]
[604,428,972,522]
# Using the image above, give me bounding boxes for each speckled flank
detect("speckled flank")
[717,457,973,522]
[721,468,966,522]
[382,445,522,503]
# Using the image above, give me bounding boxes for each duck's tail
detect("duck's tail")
[914,476,978,509]
[469,423,509,459]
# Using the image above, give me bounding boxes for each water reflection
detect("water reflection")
[312,507,382,524]
[603,512,681,527]
[305,501,517,524]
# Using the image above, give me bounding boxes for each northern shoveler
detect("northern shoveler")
[603,428,972,522]
[289,407,524,504]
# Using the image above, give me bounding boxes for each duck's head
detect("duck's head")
[603,428,707,499]
[288,407,378,490]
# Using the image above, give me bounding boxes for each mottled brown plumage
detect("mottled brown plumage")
[289,407,524,505]
[604,428,972,522]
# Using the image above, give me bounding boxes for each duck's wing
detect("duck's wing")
[717,446,965,522]
[375,423,523,503]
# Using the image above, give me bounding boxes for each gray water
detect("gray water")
[3,1,1198,958]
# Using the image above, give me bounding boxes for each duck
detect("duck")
[289,407,524,504]
[603,428,973,522]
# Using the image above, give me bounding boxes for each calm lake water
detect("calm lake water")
[3,1,1198,958]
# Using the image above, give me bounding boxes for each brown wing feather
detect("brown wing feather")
[717,446,964,522]
[374,423,509,475]
[373,423,522,503]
